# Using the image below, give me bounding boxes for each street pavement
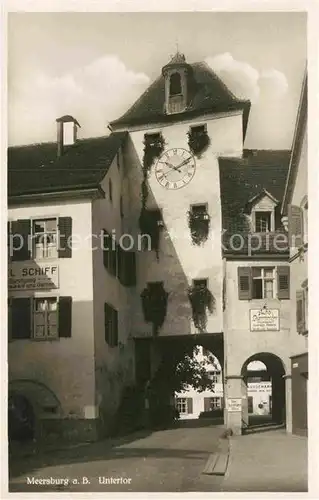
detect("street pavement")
[9,421,225,493]
[221,429,308,492]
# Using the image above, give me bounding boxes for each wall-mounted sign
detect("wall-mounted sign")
[250,308,279,332]
[227,398,242,412]
[8,262,59,290]
[247,382,272,393]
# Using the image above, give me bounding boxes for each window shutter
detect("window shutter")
[58,217,72,258]
[103,230,110,269]
[288,204,303,247]
[110,242,117,276]
[238,267,252,300]
[11,298,32,339]
[277,266,290,299]
[104,303,111,344]
[113,308,119,347]
[187,398,193,414]
[117,245,124,284]
[11,220,31,261]
[296,290,305,334]
[59,296,72,337]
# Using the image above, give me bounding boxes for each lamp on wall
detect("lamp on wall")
[281,216,289,232]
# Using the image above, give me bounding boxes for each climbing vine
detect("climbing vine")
[141,282,169,336]
[188,283,215,333]
[187,208,210,246]
[139,133,165,259]
[187,126,210,158]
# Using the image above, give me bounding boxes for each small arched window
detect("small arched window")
[169,72,182,96]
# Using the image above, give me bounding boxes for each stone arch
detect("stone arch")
[241,352,286,428]
[8,379,62,418]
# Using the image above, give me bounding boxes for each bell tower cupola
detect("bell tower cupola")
[162,51,193,115]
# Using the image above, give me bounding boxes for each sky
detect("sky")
[8,12,307,148]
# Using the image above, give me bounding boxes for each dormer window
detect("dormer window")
[170,73,182,96]
[255,211,272,232]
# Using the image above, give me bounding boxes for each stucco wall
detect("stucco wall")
[91,146,136,430]
[289,127,308,358]
[224,259,291,375]
[8,200,95,418]
[128,111,244,338]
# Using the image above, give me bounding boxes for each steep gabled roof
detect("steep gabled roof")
[219,150,291,234]
[110,62,251,138]
[8,132,127,198]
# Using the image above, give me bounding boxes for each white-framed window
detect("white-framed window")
[176,398,188,415]
[33,297,58,340]
[255,211,272,232]
[210,397,222,409]
[209,371,221,383]
[252,267,275,299]
[32,218,58,259]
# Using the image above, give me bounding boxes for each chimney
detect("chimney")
[56,115,81,156]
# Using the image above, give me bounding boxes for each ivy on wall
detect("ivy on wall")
[188,282,215,333]
[139,133,165,259]
[187,206,210,246]
[187,125,210,158]
[141,282,169,336]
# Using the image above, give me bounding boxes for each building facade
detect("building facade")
[281,73,308,436]
[8,53,306,441]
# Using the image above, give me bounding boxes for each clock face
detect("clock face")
[155,148,196,190]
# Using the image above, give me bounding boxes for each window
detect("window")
[296,287,308,335]
[109,179,113,203]
[204,397,222,411]
[193,278,208,290]
[33,298,58,339]
[209,371,221,383]
[190,124,206,135]
[190,203,209,219]
[104,303,118,347]
[33,218,58,259]
[176,397,193,415]
[103,230,117,276]
[252,267,274,299]
[9,296,72,340]
[144,132,161,147]
[169,72,182,96]
[238,266,290,300]
[255,211,271,232]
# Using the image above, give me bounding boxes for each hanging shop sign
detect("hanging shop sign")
[227,398,242,412]
[8,262,59,290]
[250,308,279,332]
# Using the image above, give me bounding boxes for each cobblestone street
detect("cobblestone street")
[9,423,225,493]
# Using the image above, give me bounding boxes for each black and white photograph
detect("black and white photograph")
[5,4,313,495]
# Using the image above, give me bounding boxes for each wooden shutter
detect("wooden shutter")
[296,290,305,334]
[58,296,72,337]
[103,230,110,269]
[288,204,303,247]
[104,303,112,344]
[11,219,31,261]
[117,245,124,284]
[58,217,72,258]
[238,267,252,300]
[277,266,290,299]
[11,298,32,339]
[187,398,193,414]
[110,243,117,276]
[112,308,119,347]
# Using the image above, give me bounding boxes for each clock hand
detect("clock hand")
[176,157,192,169]
[161,161,181,173]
